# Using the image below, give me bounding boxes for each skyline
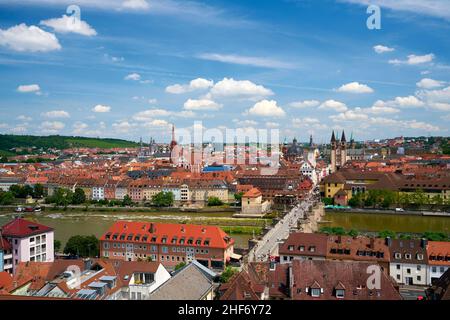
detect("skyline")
[1,0,450,143]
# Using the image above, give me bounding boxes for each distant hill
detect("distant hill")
[0,134,139,156]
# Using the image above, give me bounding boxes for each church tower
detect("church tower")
[340,130,347,167]
[330,130,337,173]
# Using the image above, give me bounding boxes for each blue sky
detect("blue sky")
[0,0,449,143]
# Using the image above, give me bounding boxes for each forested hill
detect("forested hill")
[0,134,139,155]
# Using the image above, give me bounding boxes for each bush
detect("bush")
[220,266,238,283]
[207,196,223,206]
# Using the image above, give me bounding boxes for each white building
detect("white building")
[388,239,428,286]
[1,218,54,274]
[92,185,105,201]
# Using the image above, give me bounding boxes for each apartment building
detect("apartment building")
[279,233,328,263]
[388,239,428,286]
[1,218,54,274]
[100,221,235,270]
[426,241,450,285]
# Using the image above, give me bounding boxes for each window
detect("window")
[405,253,412,260]
[103,242,109,249]
[299,246,305,252]
[311,288,321,297]
[288,245,294,251]
[440,267,445,273]
[417,265,421,271]
[162,246,168,253]
[396,274,400,280]
[417,276,421,282]
[432,266,437,273]
[335,289,345,299]
[396,264,400,270]
[394,252,401,259]
[406,268,411,274]
[309,246,316,252]
[417,254,423,260]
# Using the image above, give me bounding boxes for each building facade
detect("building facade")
[100,221,235,270]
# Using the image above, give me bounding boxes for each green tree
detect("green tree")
[63,235,99,257]
[33,184,45,198]
[122,194,133,206]
[378,230,396,239]
[347,229,359,237]
[174,262,186,271]
[207,196,223,206]
[322,197,333,206]
[234,192,244,205]
[151,191,174,207]
[220,266,238,283]
[54,240,62,252]
[72,187,87,205]
[0,191,14,205]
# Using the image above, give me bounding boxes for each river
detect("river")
[0,211,253,249]
[323,211,450,234]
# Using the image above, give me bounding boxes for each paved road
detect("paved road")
[399,286,426,300]
[248,190,318,262]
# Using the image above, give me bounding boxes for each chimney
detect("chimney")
[201,228,206,234]
[84,258,92,270]
[149,223,155,233]
[421,238,428,248]
[385,237,392,247]
[337,235,342,244]
[370,238,375,249]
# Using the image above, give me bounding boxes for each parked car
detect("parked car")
[395,208,405,212]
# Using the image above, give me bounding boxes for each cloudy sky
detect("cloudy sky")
[0,0,449,143]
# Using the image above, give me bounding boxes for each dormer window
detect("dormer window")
[151,236,157,242]
[309,246,316,252]
[417,254,423,260]
[196,239,202,245]
[336,289,345,299]
[161,236,167,244]
[288,245,294,251]
[299,246,305,252]
[394,252,401,259]
[310,288,321,297]
[179,238,185,245]
[204,239,210,246]
[405,253,412,259]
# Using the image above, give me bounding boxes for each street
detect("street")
[248,189,319,262]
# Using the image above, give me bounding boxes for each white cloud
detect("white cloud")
[330,109,369,122]
[40,15,97,36]
[429,102,450,111]
[208,77,273,100]
[183,99,222,111]
[246,100,285,117]
[17,115,32,121]
[92,104,111,113]
[340,0,450,21]
[122,0,150,10]
[265,122,279,128]
[146,119,170,127]
[40,121,65,133]
[133,108,195,121]
[17,84,41,94]
[124,73,141,81]
[197,53,296,69]
[373,45,394,54]
[336,82,374,94]
[112,120,135,133]
[389,53,435,65]
[292,117,328,130]
[394,95,425,107]
[417,86,450,103]
[318,100,348,112]
[416,78,445,89]
[0,23,61,52]
[233,119,258,127]
[41,110,70,118]
[363,102,400,114]
[72,121,88,134]
[289,100,320,108]
[166,78,213,94]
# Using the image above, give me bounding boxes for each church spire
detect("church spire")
[331,130,336,143]
[341,130,346,142]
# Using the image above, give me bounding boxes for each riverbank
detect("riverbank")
[0,209,268,250]
[325,207,450,217]
[323,211,450,234]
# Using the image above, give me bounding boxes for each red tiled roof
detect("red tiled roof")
[100,221,234,249]
[1,218,53,238]
[243,187,262,198]
[427,241,450,266]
